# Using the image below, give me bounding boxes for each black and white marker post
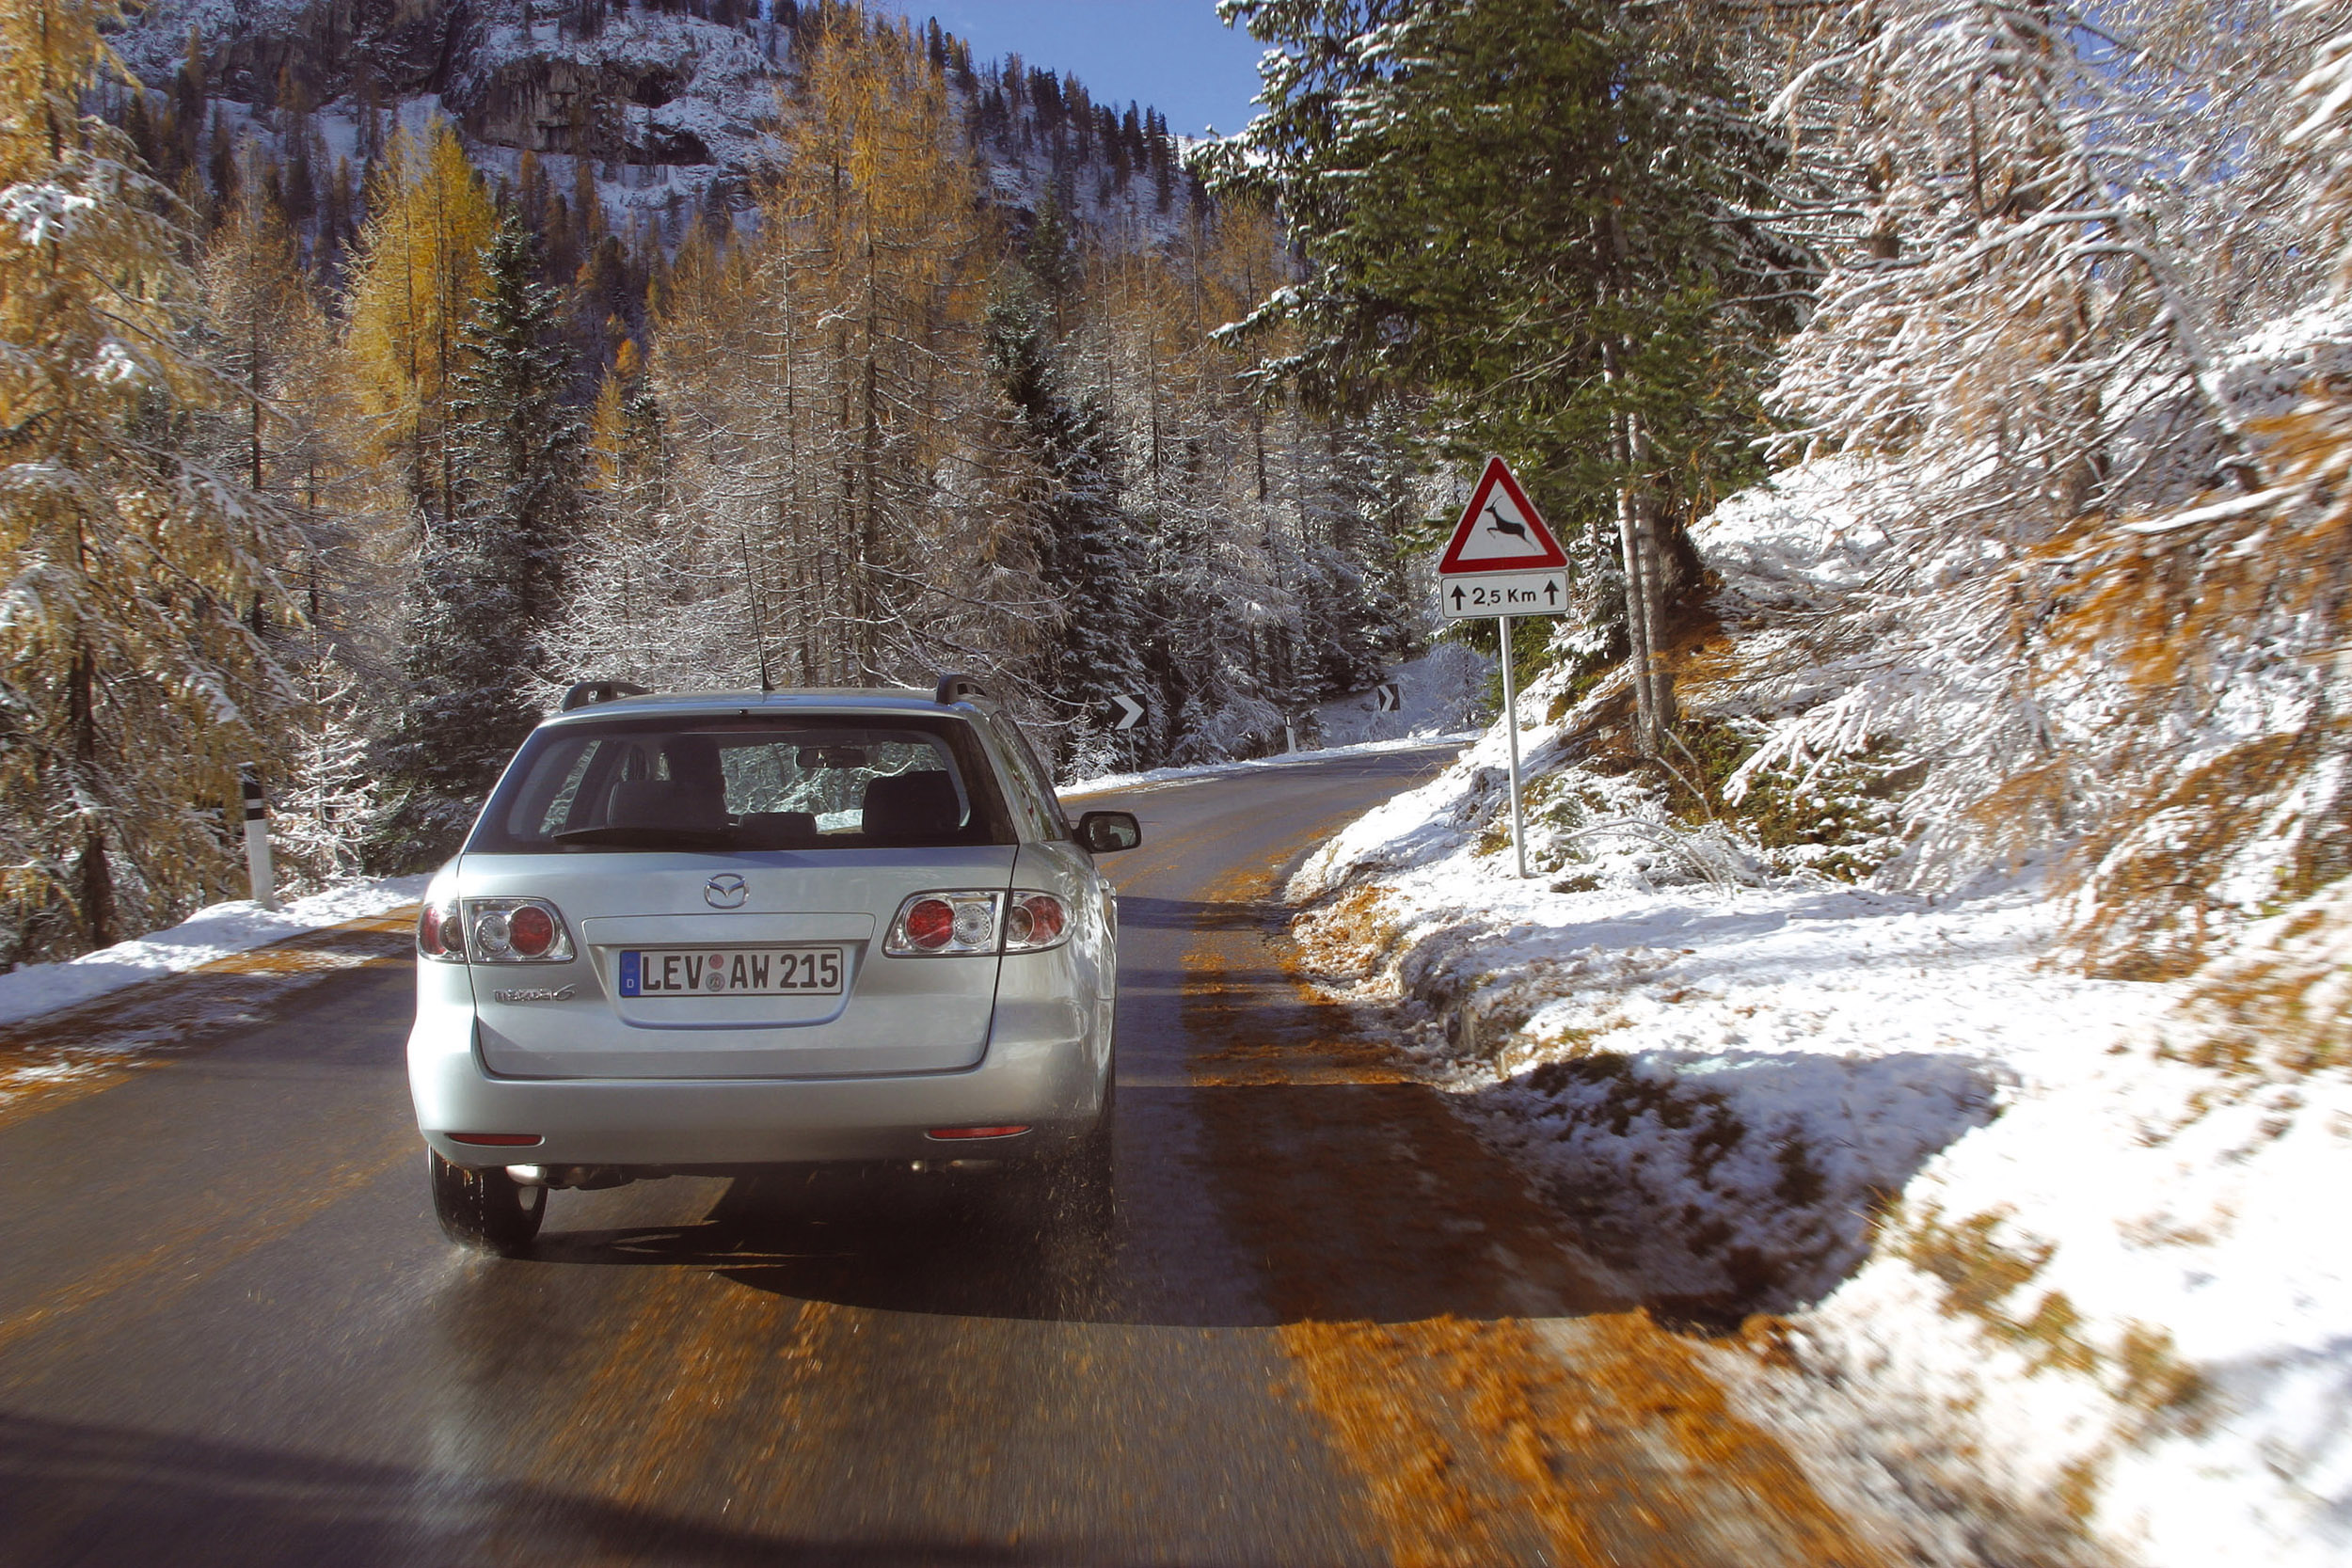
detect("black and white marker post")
[1434,457,1572,879]
[240,768,278,911]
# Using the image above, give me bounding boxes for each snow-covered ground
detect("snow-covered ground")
[1291,715,2352,1564]
[0,878,428,1031]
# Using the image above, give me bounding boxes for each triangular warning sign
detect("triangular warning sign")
[1437,457,1568,574]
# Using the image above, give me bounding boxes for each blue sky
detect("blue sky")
[871,1,1272,138]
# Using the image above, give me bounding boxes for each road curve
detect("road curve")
[0,745,1886,1567]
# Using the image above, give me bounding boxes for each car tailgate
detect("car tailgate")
[460,847,1015,1079]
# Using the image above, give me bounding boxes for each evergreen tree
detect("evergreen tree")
[448,211,584,631]
[985,271,1151,768]
[274,656,379,890]
[369,210,583,866]
[1203,0,1804,749]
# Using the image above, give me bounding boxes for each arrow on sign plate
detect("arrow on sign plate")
[1107,693,1145,731]
[1373,682,1401,713]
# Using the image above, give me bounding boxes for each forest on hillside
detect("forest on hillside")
[0,0,1420,961]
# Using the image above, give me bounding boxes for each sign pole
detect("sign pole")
[1433,455,1566,883]
[1497,614,1528,879]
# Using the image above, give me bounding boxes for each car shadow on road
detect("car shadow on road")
[525,1064,1633,1331]
[533,1160,1138,1325]
[0,1410,1079,1568]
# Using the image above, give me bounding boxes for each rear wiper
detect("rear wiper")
[548,825,733,848]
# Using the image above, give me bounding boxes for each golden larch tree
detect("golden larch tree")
[342,118,494,527]
[0,0,299,954]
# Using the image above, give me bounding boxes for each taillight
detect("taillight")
[884,891,1001,956]
[904,897,956,950]
[508,904,558,958]
[883,890,1072,956]
[462,898,575,964]
[1004,893,1069,952]
[418,895,465,963]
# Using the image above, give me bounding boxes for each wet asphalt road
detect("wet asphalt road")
[0,745,1885,1568]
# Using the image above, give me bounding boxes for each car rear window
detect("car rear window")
[468,714,1016,853]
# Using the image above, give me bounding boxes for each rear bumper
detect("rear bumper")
[408,1005,1105,1168]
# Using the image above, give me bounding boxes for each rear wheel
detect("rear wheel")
[429,1149,546,1255]
[1051,1061,1117,1234]
[1067,1063,1116,1188]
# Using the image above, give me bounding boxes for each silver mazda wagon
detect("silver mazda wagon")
[405,674,1141,1253]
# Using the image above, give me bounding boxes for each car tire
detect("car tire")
[429,1149,546,1255]
[1070,1063,1116,1188]
[1050,1060,1117,1235]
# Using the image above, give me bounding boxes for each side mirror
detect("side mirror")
[1076,810,1142,854]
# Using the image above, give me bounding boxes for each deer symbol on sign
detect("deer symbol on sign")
[1484,501,1528,545]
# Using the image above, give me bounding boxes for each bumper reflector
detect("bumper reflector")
[447,1132,545,1147]
[925,1125,1031,1141]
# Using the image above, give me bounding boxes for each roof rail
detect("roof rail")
[560,679,652,713]
[934,673,991,705]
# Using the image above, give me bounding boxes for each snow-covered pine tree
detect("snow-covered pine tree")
[368,209,583,868]
[769,8,1014,686]
[1295,404,1419,696]
[273,656,379,891]
[984,268,1152,769]
[445,211,582,635]
[2035,8,2352,972]
[567,230,778,693]
[1064,197,1386,763]
[599,7,1043,703]
[0,0,301,956]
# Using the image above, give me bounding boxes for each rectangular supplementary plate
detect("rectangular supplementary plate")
[1438,570,1569,620]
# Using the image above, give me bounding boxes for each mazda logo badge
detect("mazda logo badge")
[704,874,749,910]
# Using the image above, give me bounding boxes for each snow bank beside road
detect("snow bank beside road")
[1282,538,2352,1562]
[1290,741,2352,1564]
[1291,747,2161,1321]
[0,878,429,1030]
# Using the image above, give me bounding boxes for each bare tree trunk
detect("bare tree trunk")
[1629,411,1675,740]
[1635,489,1676,736]
[1615,469,1657,753]
[69,643,114,947]
[1599,401,1675,754]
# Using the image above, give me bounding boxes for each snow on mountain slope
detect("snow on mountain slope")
[112,0,1203,249]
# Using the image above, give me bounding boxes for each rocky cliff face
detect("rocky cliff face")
[446,14,778,167]
[116,0,784,187]
[119,0,474,104]
[111,0,1200,254]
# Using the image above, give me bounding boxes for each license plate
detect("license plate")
[618,947,844,998]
